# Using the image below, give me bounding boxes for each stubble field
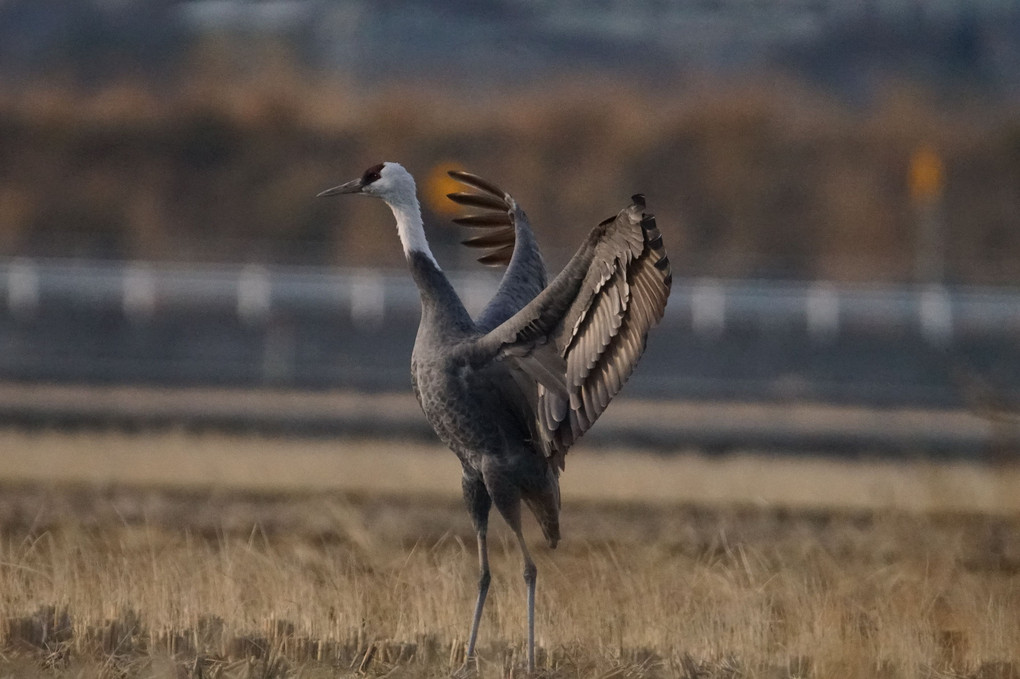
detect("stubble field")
[1,428,1019,678]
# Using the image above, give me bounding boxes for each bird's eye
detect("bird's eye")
[362,163,385,185]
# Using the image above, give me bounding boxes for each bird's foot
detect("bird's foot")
[452,655,479,678]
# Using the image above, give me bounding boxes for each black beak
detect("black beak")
[317,178,363,197]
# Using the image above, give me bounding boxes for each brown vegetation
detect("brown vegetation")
[1,67,1018,282]
[1,430,1019,678]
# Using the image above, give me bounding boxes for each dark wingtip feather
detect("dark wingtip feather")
[448,170,506,198]
[461,231,516,248]
[453,214,514,227]
[447,170,525,269]
[447,192,508,211]
[477,245,515,265]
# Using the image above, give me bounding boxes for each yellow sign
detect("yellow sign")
[424,161,466,216]
[909,145,944,202]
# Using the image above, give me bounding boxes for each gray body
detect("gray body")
[319,163,671,673]
[408,250,561,548]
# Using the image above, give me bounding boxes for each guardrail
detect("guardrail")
[0,258,1017,406]
[3,258,1018,339]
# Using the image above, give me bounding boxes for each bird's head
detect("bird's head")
[318,162,417,208]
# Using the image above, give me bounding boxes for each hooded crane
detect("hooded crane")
[319,162,671,673]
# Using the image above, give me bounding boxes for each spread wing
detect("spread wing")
[476,194,672,467]
[447,170,547,333]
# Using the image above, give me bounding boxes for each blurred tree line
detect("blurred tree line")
[0,57,1018,284]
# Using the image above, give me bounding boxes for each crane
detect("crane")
[318,162,671,673]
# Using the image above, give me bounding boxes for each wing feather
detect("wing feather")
[476,245,516,266]
[446,170,547,331]
[447,170,506,198]
[477,193,672,466]
[447,191,508,211]
[453,213,514,228]
[461,231,516,249]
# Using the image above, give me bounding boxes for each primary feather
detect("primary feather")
[460,186,672,466]
[447,169,549,332]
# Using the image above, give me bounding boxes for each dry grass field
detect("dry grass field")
[1,428,1019,678]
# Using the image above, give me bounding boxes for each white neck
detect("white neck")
[387,195,439,269]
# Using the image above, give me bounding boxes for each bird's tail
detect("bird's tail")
[523,487,561,549]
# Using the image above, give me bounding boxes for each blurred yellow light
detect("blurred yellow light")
[909,145,945,202]
[424,161,466,216]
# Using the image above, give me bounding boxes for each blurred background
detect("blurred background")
[0,0,1018,456]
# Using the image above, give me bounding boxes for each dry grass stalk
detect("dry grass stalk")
[0,428,1017,677]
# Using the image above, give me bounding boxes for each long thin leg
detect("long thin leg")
[514,529,537,673]
[484,466,541,673]
[461,473,491,673]
[465,528,490,662]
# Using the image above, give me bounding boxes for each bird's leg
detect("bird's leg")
[484,471,538,673]
[465,528,490,665]
[461,473,491,674]
[514,529,537,673]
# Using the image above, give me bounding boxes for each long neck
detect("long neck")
[387,198,474,335]
[386,196,439,269]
